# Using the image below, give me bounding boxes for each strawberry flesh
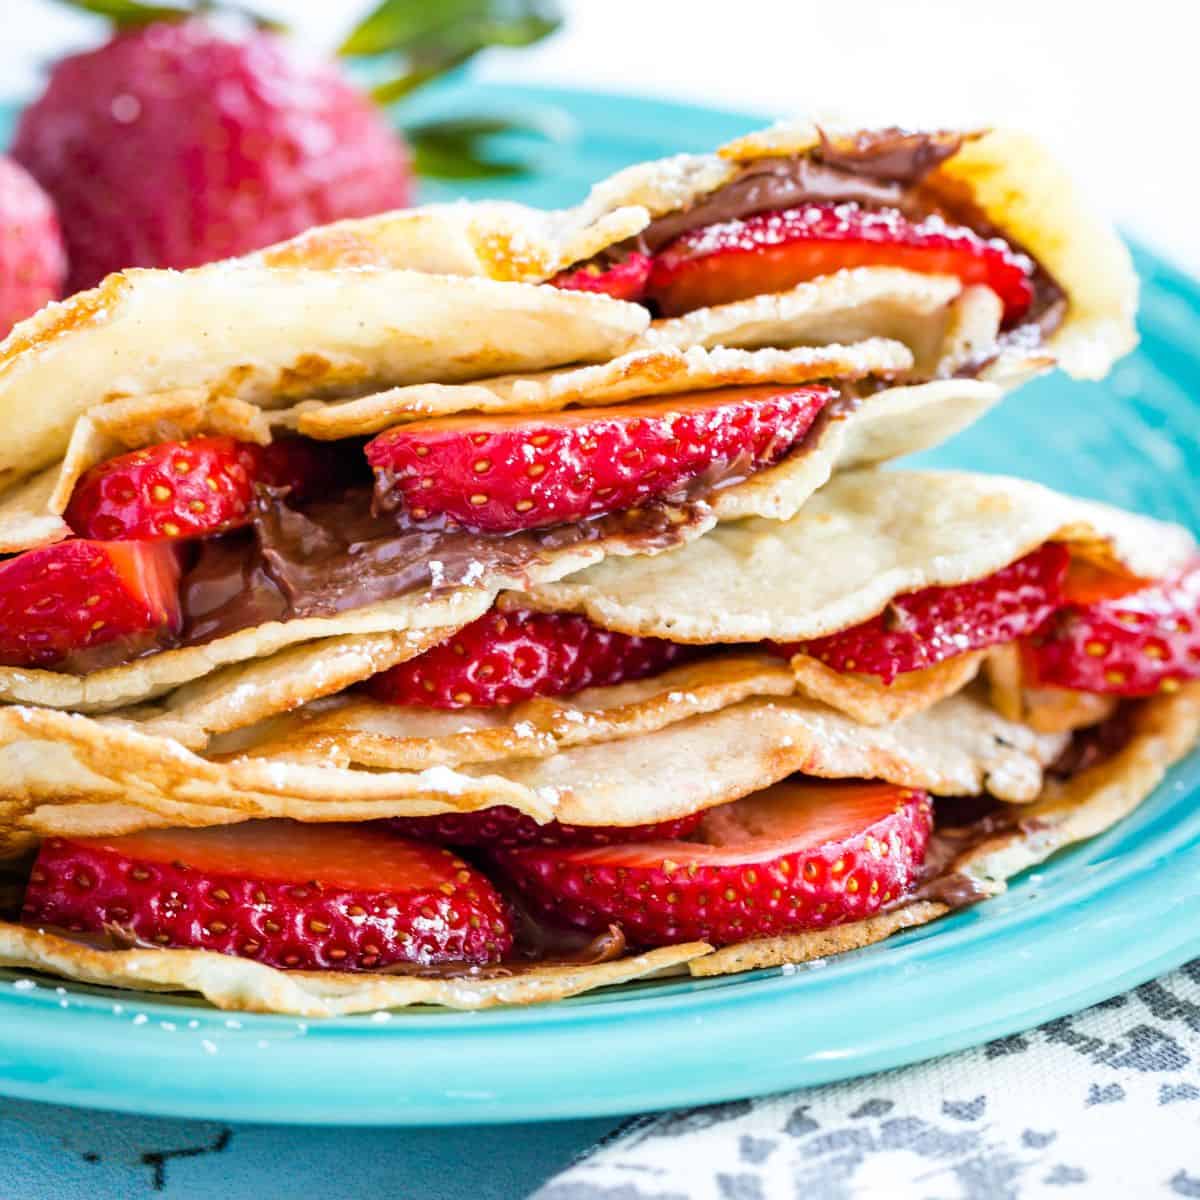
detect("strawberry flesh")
[1025,561,1200,696]
[23,820,512,969]
[786,543,1069,685]
[550,253,653,302]
[65,435,339,542]
[387,806,704,849]
[646,203,1035,322]
[367,607,695,709]
[0,538,180,668]
[492,780,931,946]
[366,385,832,534]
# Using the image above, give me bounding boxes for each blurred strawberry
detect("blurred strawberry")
[0,155,66,337]
[13,18,412,291]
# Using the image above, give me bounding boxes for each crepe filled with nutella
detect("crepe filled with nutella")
[0,115,1188,1016]
[1,461,1197,1013]
[260,120,1136,383]
[0,312,976,717]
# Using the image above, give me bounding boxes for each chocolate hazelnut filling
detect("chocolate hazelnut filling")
[589,128,1066,340]
[56,388,865,674]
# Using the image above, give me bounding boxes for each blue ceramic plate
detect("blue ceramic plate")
[0,85,1197,1126]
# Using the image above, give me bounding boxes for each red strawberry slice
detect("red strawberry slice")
[785,543,1069,685]
[0,538,180,668]
[1025,561,1200,696]
[493,780,931,947]
[367,607,695,709]
[646,203,1035,322]
[65,435,339,542]
[387,806,704,849]
[23,820,513,969]
[366,385,831,533]
[550,252,653,302]
[256,436,359,504]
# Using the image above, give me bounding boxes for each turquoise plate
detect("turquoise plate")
[0,85,1196,1126]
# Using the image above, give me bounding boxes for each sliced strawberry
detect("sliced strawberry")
[646,203,1035,322]
[65,435,341,542]
[66,436,260,541]
[22,820,512,969]
[785,544,1069,685]
[493,780,931,946]
[550,252,653,302]
[366,385,831,533]
[387,806,704,849]
[368,607,695,709]
[1025,561,1200,696]
[0,538,180,668]
[256,436,358,504]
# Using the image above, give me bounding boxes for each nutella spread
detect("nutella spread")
[181,485,706,646]
[52,390,856,675]
[638,129,963,253]
[602,130,1067,338]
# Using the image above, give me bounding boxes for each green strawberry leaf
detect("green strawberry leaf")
[340,0,560,58]
[52,0,286,31]
[52,0,189,24]
[341,0,561,103]
[404,114,559,180]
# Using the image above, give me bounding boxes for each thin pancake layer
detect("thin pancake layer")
[0,591,493,713]
[517,468,1197,643]
[291,336,913,437]
[3,687,1191,1013]
[219,654,799,768]
[0,268,647,490]
[0,929,706,1016]
[0,687,1065,858]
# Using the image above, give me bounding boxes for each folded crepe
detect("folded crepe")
[0,301,983,721]
[0,117,1135,731]
[0,121,1180,1017]
[1,466,1197,1013]
[1,685,1196,1015]
[258,120,1137,382]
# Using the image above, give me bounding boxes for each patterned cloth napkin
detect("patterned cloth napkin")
[532,960,1200,1199]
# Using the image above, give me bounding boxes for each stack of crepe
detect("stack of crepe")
[0,122,1195,1018]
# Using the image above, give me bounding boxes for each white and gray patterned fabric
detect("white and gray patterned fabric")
[533,960,1200,1199]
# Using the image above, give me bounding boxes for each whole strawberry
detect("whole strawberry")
[13,19,412,292]
[0,155,66,337]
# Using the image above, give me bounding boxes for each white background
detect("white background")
[1,0,1197,272]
